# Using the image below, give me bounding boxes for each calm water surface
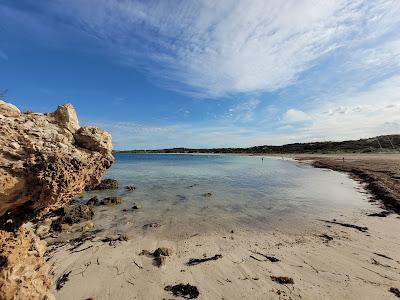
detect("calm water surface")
[83,154,369,237]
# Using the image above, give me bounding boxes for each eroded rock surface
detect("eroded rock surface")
[0,101,113,299]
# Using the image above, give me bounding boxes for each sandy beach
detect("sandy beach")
[45,154,400,300]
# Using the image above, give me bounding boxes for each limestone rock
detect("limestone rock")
[35,218,52,238]
[0,100,20,117]
[0,102,113,299]
[74,126,113,155]
[51,103,79,133]
[0,102,114,225]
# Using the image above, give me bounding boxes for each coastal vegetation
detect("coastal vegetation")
[116,135,400,154]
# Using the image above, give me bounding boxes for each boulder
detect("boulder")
[74,126,113,155]
[51,103,79,133]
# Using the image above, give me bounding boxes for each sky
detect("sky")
[1,0,400,150]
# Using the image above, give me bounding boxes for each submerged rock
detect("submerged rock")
[125,185,136,191]
[86,196,99,206]
[86,196,123,206]
[51,204,94,232]
[85,178,118,191]
[100,196,123,206]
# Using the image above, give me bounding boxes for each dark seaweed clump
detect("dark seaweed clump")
[165,283,199,299]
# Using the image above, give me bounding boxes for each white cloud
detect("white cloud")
[11,0,399,97]
[282,109,311,123]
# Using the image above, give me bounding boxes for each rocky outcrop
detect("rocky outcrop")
[0,101,113,227]
[0,101,113,299]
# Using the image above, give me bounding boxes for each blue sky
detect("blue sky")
[1,0,400,150]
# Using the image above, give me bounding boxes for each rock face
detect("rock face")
[0,101,113,299]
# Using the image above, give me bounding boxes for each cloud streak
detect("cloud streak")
[5,0,400,97]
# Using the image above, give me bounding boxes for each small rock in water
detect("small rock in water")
[125,185,136,191]
[86,196,99,206]
[99,196,123,206]
[165,283,199,299]
[202,192,212,197]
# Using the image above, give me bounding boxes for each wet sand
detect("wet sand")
[45,154,400,299]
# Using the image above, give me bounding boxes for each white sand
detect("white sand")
[48,207,400,299]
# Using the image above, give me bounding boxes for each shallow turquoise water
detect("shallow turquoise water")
[83,154,369,236]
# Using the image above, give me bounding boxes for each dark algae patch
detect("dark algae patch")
[368,211,391,217]
[320,234,334,241]
[390,287,400,298]
[186,254,222,266]
[270,276,294,284]
[165,283,199,299]
[250,250,279,262]
[56,271,71,290]
[319,219,368,232]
